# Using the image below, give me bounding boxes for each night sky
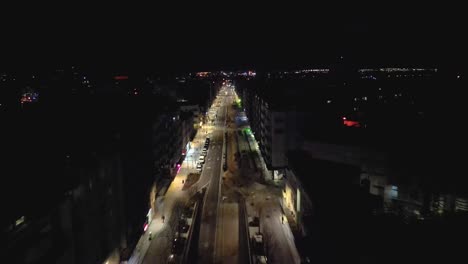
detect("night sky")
[1,4,465,72]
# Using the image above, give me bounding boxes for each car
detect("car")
[182,206,194,218]
[256,256,268,264]
[249,216,260,227]
[171,237,186,255]
[167,254,177,264]
[198,156,205,164]
[179,219,189,233]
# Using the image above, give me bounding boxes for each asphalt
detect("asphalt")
[197,90,229,263]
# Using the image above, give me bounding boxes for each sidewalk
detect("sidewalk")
[128,124,213,264]
[245,188,301,264]
[230,90,300,264]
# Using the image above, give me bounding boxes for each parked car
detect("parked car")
[167,254,177,264]
[179,219,189,233]
[172,237,186,255]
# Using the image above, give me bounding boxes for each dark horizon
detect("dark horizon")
[2,5,466,74]
[3,5,468,264]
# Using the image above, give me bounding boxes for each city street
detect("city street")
[224,86,301,264]
[197,87,229,263]
[127,89,223,264]
[129,84,301,264]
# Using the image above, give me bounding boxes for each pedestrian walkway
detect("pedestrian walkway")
[128,123,213,264]
[244,187,301,264]
[229,89,300,264]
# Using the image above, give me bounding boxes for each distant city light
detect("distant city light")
[114,76,128,80]
[344,120,361,127]
[358,68,437,73]
[15,216,25,226]
[196,72,210,77]
[20,90,39,104]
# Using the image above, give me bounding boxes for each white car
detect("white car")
[196,165,202,172]
[198,156,205,164]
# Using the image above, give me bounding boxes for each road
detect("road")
[129,95,222,264]
[131,84,300,264]
[214,91,248,264]
[197,87,229,263]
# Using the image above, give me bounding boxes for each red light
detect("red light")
[114,76,129,80]
[344,120,361,127]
